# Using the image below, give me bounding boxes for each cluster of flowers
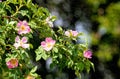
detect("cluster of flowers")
[6,20,92,70]
[65,30,92,59]
[6,21,31,69]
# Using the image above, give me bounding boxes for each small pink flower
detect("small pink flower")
[83,50,92,59]
[6,58,18,69]
[41,37,56,51]
[17,21,31,34]
[14,36,29,49]
[72,31,78,36]
[45,16,53,27]
[65,30,78,37]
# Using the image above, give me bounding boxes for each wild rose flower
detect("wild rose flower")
[6,58,18,69]
[41,37,56,51]
[14,36,29,49]
[17,21,31,34]
[83,50,92,59]
[45,16,53,27]
[65,30,78,37]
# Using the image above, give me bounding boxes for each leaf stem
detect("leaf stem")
[12,4,23,17]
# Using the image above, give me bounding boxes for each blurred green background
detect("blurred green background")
[34,0,120,79]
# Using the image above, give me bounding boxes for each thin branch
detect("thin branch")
[2,16,20,21]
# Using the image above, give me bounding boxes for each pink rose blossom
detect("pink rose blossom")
[65,30,78,37]
[41,37,56,51]
[83,50,92,59]
[14,36,29,49]
[17,21,31,34]
[72,31,78,36]
[6,58,18,69]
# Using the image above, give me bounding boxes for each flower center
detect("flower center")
[47,43,52,48]
[20,41,23,46]
[10,59,17,66]
[20,25,26,31]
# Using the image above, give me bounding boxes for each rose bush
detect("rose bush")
[0,0,94,79]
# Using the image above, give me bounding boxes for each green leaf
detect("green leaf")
[29,21,37,28]
[8,21,17,25]
[58,54,62,59]
[57,26,64,34]
[30,66,37,73]
[53,55,58,59]
[42,52,48,60]
[68,59,73,68]
[90,62,95,72]
[36,54,42,61]
[85,60,91,73]
[7,0,18,4]
[19,10,29,16]
[75,71,81,78]
[51,16,57,22]
[52,47,58,53]
[79,44,87,50]
[35,46,48,61]
[68,50,72,55]
[30,73,38,78]
[6,5,12,13]
[35,46,43,61]
[0,38,5,45]
[77,62,84,71]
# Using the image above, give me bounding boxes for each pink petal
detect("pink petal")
[18,30,22,35]
[65,31,70,37]
[17,21,28,27]
[15,36,20,43]
[6,62,13,68]
[41,41,46,47]
[45,37,53,42]
[21,44,29,48]
[18,31,26,35]
[44,47,52,51]
[83,50,92,59]
[44,43,53,51]
[13,43,20,49]
[22,21,28,26]
[26,26,31,32]
[50,40,56,45]
[72,31,78,36]
[21,37,28,43]
[17,21,22,27]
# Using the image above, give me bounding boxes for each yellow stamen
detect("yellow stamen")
[20,25,26,31]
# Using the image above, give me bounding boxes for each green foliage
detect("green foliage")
[35,46,48,61]
[87,0,120,69]
[98,2,120,35]
[0,0,93,79]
